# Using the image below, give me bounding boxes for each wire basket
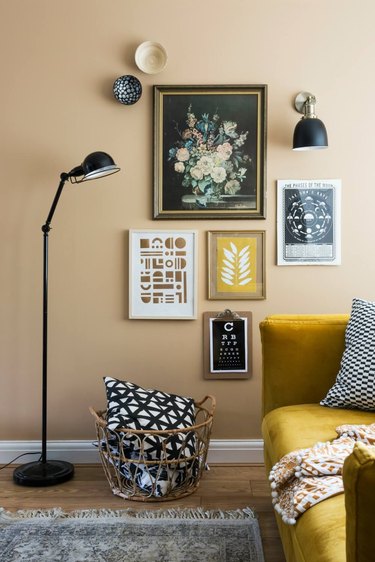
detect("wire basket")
[89,395,216,502]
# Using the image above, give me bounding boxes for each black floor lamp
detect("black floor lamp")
[13,151,120,487]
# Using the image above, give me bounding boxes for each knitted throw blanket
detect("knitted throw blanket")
[269,423,375,525]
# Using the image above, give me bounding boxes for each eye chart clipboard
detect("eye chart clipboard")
[203,310,252,379]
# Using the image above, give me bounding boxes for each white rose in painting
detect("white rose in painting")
[197,155,214,175]
[223,160,234,174]
[190,166,204,181]
[210,166,227,184]
[174,162,185,173]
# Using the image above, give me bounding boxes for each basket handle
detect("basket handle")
[195,395,216,416]
[89,406,107,427]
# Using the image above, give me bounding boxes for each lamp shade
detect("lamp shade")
[69,151,120,182]
[293,118,328,151]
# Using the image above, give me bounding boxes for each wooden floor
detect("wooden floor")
[0,463,285,562]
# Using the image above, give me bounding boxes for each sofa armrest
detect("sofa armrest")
[343,442,375,562]
[260,314,348,416]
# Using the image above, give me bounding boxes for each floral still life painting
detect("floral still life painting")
[208,231,265,300]
[169,108,250,206]
[154,86,267,219]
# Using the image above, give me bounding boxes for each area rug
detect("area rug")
[0,506,264,562]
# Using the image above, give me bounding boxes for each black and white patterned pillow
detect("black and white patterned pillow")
[117,458,199,497]
[95,434,199,497]
[321,298,375,410]
[103,378,196,460]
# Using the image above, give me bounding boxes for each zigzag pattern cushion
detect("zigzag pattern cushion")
[321,298,375,410]
[103,377,196,460]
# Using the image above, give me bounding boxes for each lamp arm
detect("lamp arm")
[42,172,69,232]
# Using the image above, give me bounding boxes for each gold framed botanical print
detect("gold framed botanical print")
[153,85,267,219]
[208,230,265,300]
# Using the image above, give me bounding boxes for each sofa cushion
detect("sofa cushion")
[262,404,375,562]
[293,495,346,562]
[344,442,375,562]
[321,298,375,410]
[262,403,375,469]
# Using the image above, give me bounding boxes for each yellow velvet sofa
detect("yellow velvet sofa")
[260,315,375,562]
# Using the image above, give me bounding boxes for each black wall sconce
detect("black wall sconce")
[293,92,328,151]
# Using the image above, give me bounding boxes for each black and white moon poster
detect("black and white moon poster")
[277,179,341,265]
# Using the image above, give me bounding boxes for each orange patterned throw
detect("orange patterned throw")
[269,423,375,524]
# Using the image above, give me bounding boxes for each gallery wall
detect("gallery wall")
[1,0,375,442]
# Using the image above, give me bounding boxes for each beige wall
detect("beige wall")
[1,0,375,442]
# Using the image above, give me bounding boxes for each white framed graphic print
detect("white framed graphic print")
[129,230,198,319]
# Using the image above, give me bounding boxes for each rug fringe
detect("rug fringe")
[0,506,256,521]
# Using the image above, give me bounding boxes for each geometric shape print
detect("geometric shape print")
[216,237,257,294]
[139,235,188,305]
[130,230,197,319]
[321,298,375,411]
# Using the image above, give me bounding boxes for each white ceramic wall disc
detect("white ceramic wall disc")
[135,42,167,75]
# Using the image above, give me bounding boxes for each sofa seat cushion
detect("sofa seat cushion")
[263,404,375,562]
[262,403,375,468]
[292,494,345,562]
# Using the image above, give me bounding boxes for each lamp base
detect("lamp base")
[13,460,74,487]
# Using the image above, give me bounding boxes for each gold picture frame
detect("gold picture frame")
[208,230,265,300]
[153,85,267,219]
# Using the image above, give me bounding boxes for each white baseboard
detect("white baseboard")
[208,439,264,464]
[0,439,264,465]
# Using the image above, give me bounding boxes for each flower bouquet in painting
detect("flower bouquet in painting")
[168,105,253,209]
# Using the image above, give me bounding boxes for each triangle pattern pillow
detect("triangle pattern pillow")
[321,298,375,410]
[103,377,196,460]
